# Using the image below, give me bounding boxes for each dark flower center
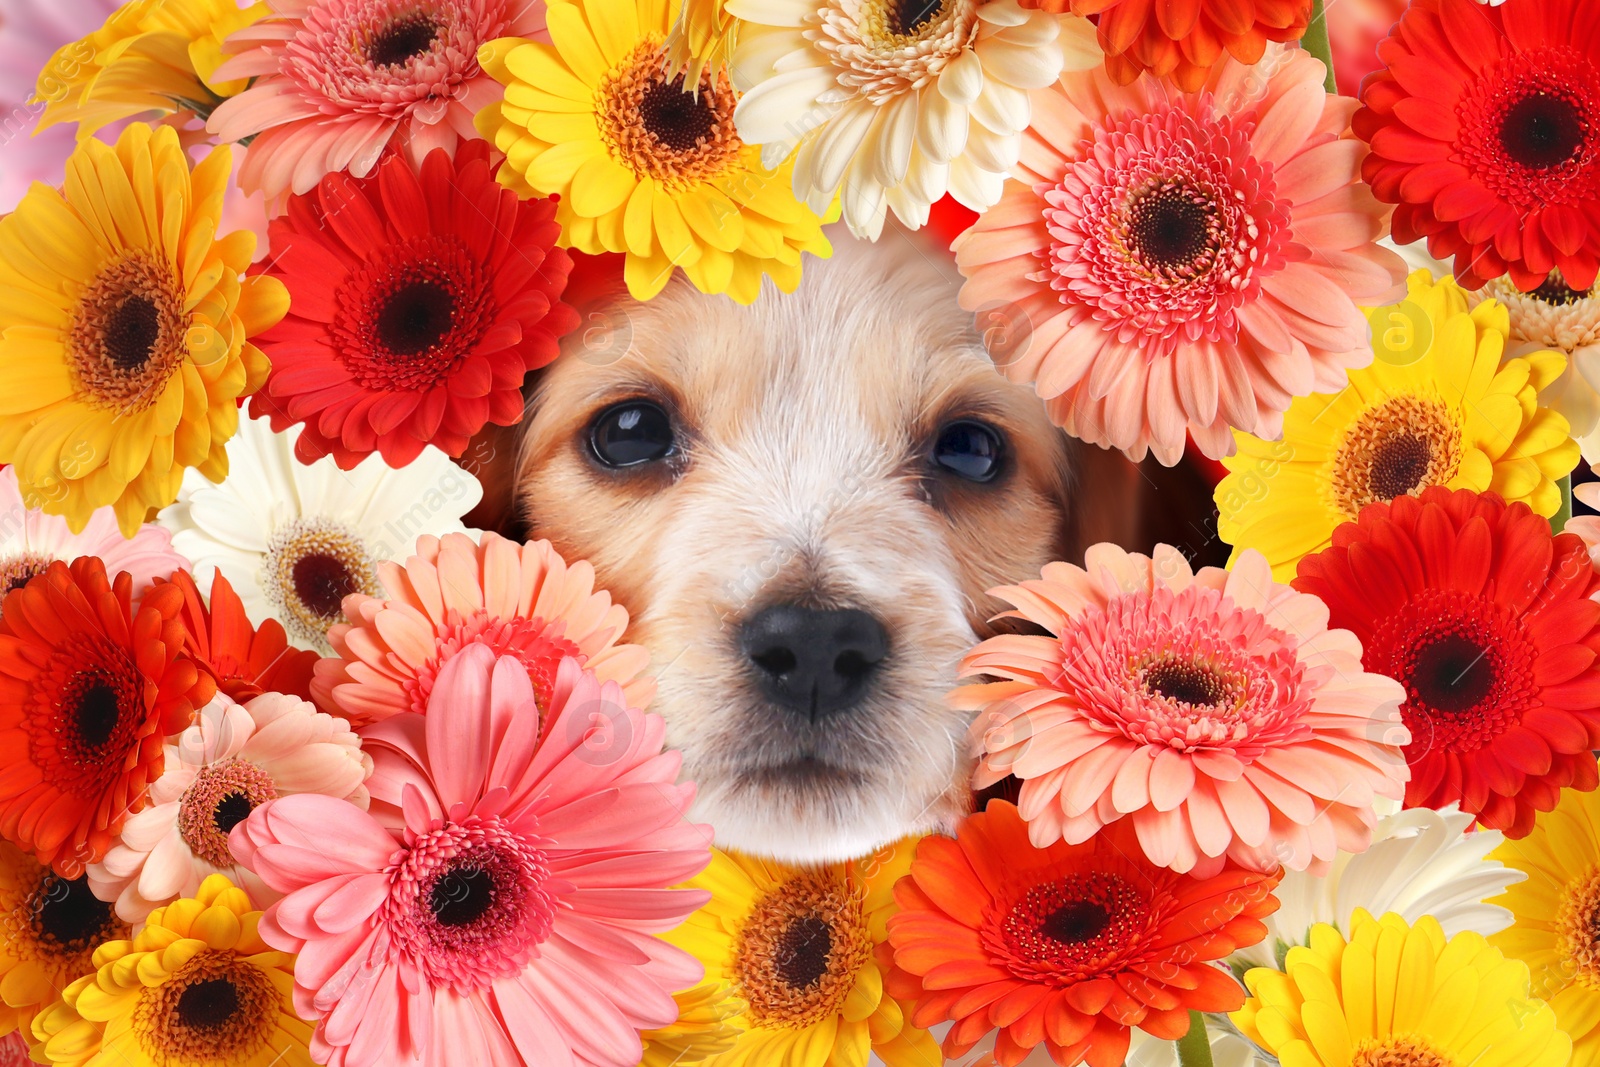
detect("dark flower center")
[73,680,121,750]
[375,279,456,358]
[33,875,115,949]
[1142,658,1231,707]
[291,552,361,619]
[1500,92,1586,170]
[774,916,833,989]
[1532,271,1590,304]
[429,865,496,927]
[1129,187,1214,268]
[996,872,1148,979]
[1409,632,1495,714]
[639,78,718,152]
[104,296,161,371]
[1040,901,1109,944]
[213,792,255,835]
[367,12,439,66]
[890,0,945,35]
[1369,433,1432,500]
[175,977,240,1031]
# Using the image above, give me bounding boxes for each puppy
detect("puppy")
[497,228,1205,864]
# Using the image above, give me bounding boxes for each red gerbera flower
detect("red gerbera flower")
[1355,0,1600,291]
[0,558,214,877]
[165,569,318,702]
[1293,486,1600,838]
[884,801,1280,1067]
[249,141,580,469]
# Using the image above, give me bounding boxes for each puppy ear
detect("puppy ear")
[1055,434,1229,567]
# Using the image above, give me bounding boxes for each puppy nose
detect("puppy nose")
[740,605,889,720]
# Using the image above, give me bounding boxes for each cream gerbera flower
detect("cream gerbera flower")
[157,414,482,653]
[476,0,831,303]
[730,0,1097,238]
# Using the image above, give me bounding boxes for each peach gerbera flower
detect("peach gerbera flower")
[313,530,653,725]
[205,0,546,200]
[952,544,1411,876]
[954,49,1406,464]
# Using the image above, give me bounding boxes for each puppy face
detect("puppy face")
[516,234,1077,863]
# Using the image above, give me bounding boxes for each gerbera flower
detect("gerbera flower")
[87,691,370,923]
[165,569,319,702]
[953,543,1409,876]
[1216,270,1579,581]
[248,142,579,469]
[0,466,189,613]
[157,414,481,654]
[886,802,1278,1067]
[0,842,130,1038]
[661,838,939,1067]
[205,0,546,200]
[640,982,745,1066]
[1230,801,1523,971]
[311,529,652,726]
[1355,0,1600,291]
[0,123,287,536]
[231,646,711,1067]
[475,0,832,303]
[0,557,213,877]
[30,874,315,1067]
[1487,761,1600,1062]
[729,0,1092,240]
[1233,911,1570,1067]
[0,1033,25,1066]
[1476,269,1600,461]
[955,51,1406,464]
[1293,486,1600,838]
[33,0,263,140]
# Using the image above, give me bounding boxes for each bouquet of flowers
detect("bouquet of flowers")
[0,0,1595,1064]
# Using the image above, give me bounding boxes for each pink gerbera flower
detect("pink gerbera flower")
[86,689,371,921]
[954,50,1407,463]
[951,543,1411,876]
[313,530,653,726]
[205,0,547,200]
[232,645,711,1067]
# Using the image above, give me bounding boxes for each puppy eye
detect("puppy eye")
[932,420,1004,483]
[589,401,676,468]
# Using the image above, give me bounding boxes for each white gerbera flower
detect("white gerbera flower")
[1476,269,1600,459]
[0,466,189,610]
[87,691,371,922]
[158,413,482,652]
[729,0,1096,238]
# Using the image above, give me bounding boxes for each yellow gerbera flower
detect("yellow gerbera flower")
[1234,911,1570,1067]
[1216,269,1580,581]
[475,0,831,304]
[30,874,313,1067]
[664,0,740,84]
[0,842,129,1041]
[34,0,265,140]
[642,981,747,1066]
[0,123,287,536]
[1487,767,1600,1064]
[661,839,940,1067]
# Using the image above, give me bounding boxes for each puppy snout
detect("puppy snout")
[739,605,889,721]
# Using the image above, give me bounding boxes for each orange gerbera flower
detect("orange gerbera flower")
[884,801,1280,1067]
[1023,0,1311,91]
[0,559,214,877]
[166,570,317,702]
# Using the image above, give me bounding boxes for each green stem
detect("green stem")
[1177,1011,1216,1067]
[1554,474,1573,534]
[1303,0,1339,94]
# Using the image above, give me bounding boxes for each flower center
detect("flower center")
[1456,47,1600,209]
[1140,657,1235,708]
[597,40,742,191]
[135,951,278,1063]
[812,0,976,104]
[1409,633,1493,713]
[403,612,583,720]
[735,873,870,1028]
[263,518,380,650]
[429,864,495,927]
[31,873,119,953]
[0,552,52,598]
[366,11,439,66]
[1557,866,1600,987]
[990,872,1150,982]
[1329,396,1462,517]
[889,0,947,35]
[178,758,280,869]
[1350,1036,1454,1067]
[1530,269,1591,305]
[68,253,187,412]
[1127,184,1217,272]
[1500,92,1586,171]
[57,661,139,766]
[376,279,455,356]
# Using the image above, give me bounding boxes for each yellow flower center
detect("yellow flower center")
[134,950,279,1064]
[734,873,871,1029]
[1557,865,1600,987]
[1329,395,1462,517]
[596,39,743,192]
[68,252,188,412]
[263,517,381,648]
[1351,1035,1454,1067]
[0,862,126,971]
